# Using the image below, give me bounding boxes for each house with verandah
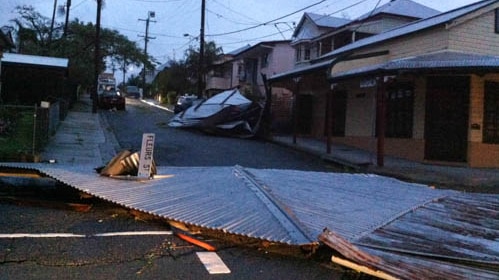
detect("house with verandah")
[270,0,440,136]
[270,0,499,168]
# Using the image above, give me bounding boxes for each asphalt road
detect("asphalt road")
[105,98,339,171]
[0,98,366,280]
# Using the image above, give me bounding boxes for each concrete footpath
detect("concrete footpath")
[40,94,499,193]
[40,94,120,167]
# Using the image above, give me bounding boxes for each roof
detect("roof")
[0,162,459,245]
[292,12,351,38]
[157,61,171,71]
[270,0,499,82]
[1,53,69,68]
[227,44,252,56]
[3,162,498,279]
[331,51,499,80]
[232,40,291,59]
[269,59,333,82]
[323,0,498,59]
[306,12,351,28]
[356,0,440,21]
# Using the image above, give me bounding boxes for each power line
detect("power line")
[210,0,262,25]
[206,0,378,50]
[206,0,327,37]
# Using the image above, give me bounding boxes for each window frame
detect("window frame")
[483,81,499,144]
[304,48,311,61]
[385,83,414,138]
[495,8,499,34]
[295,46,302,62]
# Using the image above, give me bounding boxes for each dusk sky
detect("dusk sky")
[2,0,481,77]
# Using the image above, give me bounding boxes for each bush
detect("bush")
[0,106,37,161]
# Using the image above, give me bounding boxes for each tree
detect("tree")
[184,41,222,82]
[6,5,151,92]
[152,40,222,100]
[10,5,60,55]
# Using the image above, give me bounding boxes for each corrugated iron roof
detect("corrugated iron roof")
[2,162,497,278]
[323,0,498,59]
[292,12,351,40]
[0,163,456,245]
[269,58,333,81]
[330,51,499,80]
[356,0,440,21]
[306,12,351,29]
[321,193,499,279]
[1,53,68,68]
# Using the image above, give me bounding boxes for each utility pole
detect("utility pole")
[198,0,205,98]
[63,0,72,37]
[93,0,102,113]
[49,0,57,45]
[139,11,155,97]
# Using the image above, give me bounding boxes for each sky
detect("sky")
[1,0,482,78]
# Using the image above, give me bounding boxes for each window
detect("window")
[495,8,499,33]
[386,83,414,138]
[237,64,245,81]
[484,81,499,143]
[261,53,269,68]
[295,47,302,62]
[304,48,311,61]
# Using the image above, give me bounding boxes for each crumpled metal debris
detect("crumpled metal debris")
[96,150,157,177]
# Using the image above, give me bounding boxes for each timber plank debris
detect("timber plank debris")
[0,162,497,279]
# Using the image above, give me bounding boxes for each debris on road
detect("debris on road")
[1,163,498,279]
[168,89,265,138]
[96,150,157,177]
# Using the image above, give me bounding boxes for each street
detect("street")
[0,98,363,280]
[105,98,338,171]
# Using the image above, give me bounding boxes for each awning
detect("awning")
[1,53,69,68]
[268,58,334,82]
[330,51,499,81]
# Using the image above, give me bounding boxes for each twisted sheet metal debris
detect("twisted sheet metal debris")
[1,162,497,279]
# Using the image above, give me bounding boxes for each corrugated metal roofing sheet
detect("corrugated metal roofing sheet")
[323,0,498,58]
[1,53,69,68]
[0,163,456,245]
[330,51,499,80]
[269,58,333,81]
[356,0,440,21]
[3,163,497,278]
[321,193,499,279]
[307,12,351,29]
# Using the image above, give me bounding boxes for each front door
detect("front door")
[425,76,469,162]
[296,94,313,135]
[331,90,347,136]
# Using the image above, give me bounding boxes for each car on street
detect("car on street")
[174,94,200,113]
[125,85,141,99]
[98,89,126,110]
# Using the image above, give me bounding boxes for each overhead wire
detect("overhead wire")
[209,0,262,25]
[208,0,379,51]
[206,0,327,37]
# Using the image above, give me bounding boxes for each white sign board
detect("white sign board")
[138,133,155,178]
[360,78,377,88]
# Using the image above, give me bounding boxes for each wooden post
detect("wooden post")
[376,76,386,167]
[326,85,333,154]
[292,77,301,144]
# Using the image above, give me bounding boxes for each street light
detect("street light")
[139,11,155,97]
